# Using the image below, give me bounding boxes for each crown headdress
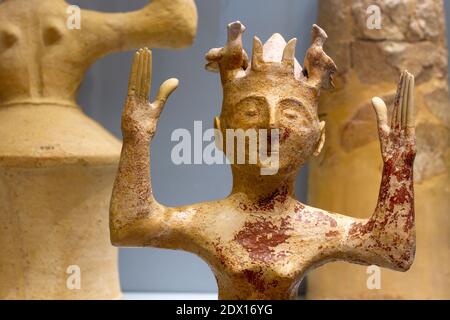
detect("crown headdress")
[205,21,337,91]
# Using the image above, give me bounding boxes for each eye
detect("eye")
[279,98,312,122]
[245,109,258,117]
[43,25,63,46]
[283,109,299,120]
[1,27,19,50]
[233,96,268,121]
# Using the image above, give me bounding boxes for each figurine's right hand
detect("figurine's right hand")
[121,48,179,141]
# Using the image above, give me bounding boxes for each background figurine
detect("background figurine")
[308,0,449,299]
[110,22,416,300]
[0,0,197,299]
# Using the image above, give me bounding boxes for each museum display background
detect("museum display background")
[71,0,450,294]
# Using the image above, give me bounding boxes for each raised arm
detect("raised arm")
[110,48,179,247]
[78,0,197,59]
[339,71,416,271]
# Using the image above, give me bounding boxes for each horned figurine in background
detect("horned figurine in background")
[0,0,197,300]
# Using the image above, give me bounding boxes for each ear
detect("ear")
[314,121,326,156]
[214,117,224,151]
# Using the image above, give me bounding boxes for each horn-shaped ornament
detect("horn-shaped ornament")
[205,21,248,83]
[282,38,297,66]
[303,24,337,90]
[250,36,264,71]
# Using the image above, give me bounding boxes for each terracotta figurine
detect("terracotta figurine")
[110,22,416,300]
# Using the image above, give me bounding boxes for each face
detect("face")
[218,71,323,177]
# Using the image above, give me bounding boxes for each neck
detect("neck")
[230,166,296,206]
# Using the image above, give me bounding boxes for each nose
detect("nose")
[268,105,279,129]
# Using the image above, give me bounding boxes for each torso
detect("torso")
[164,194,350,299]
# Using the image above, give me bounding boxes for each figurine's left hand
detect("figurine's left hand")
[371,71,416,167]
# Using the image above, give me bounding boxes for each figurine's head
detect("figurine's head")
[206,22,336,177]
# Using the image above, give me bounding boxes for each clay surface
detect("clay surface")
[308,0,449,299]
[111,22,416,300]
[0,0,197,299]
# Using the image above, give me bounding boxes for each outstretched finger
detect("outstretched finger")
[392,71,406,129]
[401,72,411,130]
[140,48,151,100]
[127,51,140,96]
[135,48,145,98]
[143,48,152,100]
[406,73,415,137]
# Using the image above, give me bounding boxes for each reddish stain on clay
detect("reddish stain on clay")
[280,128,291,142]
[270,279,279,287]
[383,151,413,183]
[242,269,281,293]
[370,237,392,253]
[348,222,362,236]
[243,269,266,292]
[350,149,415,242]
[389,185,412,211]
[298,210,337,227]
[213,241,231,267]
[235,216,292,263]
[294,203,305,213]
[349,219,375,237]
[256,186,288,211]
[325,230,340,237]
[376,152,415,233]
[315,211,337,227]
[403,205,414,233]
[276,250,291,259]
[239,203,248,211]
[400,246,414,263]
[296,208,337,229]
[379,155,413,207]
[239,186,289,212]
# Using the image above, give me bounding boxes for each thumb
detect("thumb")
[371,97,390,135]
[152,78,179,114]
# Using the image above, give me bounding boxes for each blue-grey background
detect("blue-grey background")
[69,0,450,293]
